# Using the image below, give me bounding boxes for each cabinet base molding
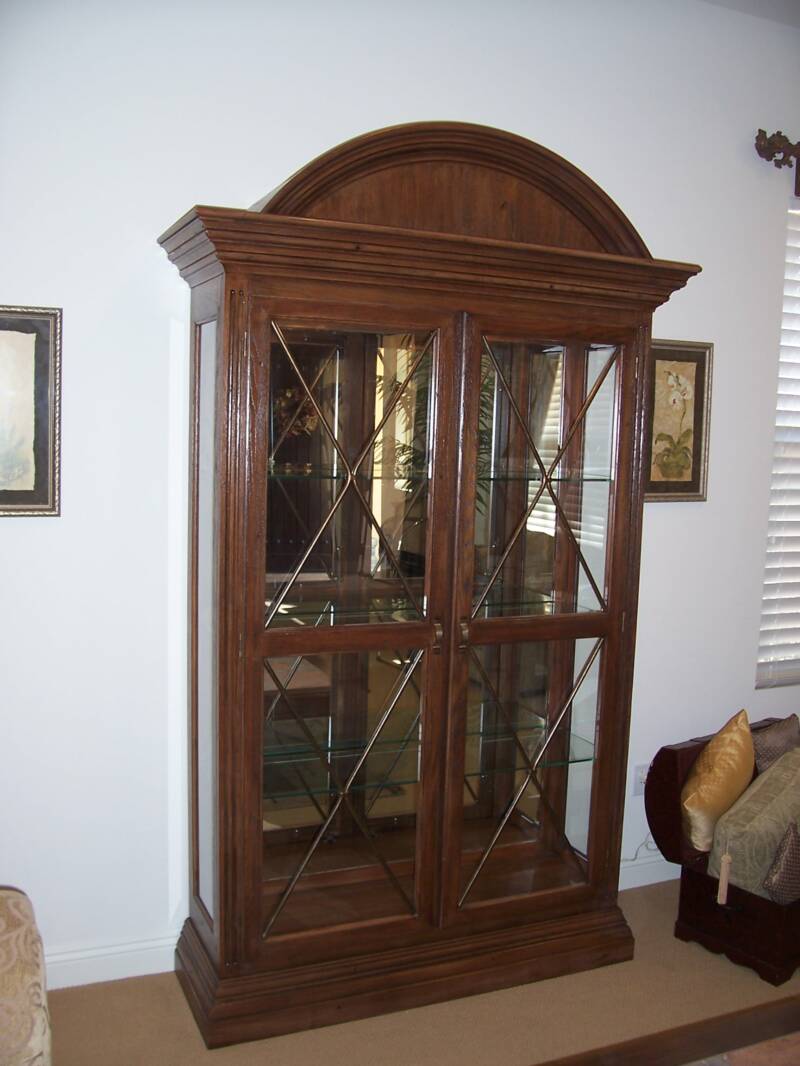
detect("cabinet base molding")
[176,908,634,1049]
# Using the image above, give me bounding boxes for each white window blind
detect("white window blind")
[527,354,562,537]
[756,204,800,688]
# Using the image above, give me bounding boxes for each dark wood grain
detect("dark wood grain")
[163,123,699,1047]
[676,867,800,985]
[584,334,641,895]
[159,207,698,312]
[176,903,633,1048]
[534,994,800,1066]
[260,122,651,257]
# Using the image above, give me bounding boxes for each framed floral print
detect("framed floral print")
[644,338,712,502]
[0,306,62,516]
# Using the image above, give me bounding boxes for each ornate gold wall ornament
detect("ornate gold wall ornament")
[755,129,800,196]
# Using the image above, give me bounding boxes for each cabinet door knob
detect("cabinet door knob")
[432,621,444,653]
[458,621,470,650]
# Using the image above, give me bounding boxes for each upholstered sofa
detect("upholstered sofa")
[0,887,51,1066]
[645,715,800,985]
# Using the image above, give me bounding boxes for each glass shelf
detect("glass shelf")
[471,590,601,618]
[476,470,611,483]
[264,733,420,766]
[465,701,546,736]
[266,465,609,484]
[263,734,420,799]
[265,601,423,626]
[268,464,429,482]
[264,706,586,761]
[265,591,600,626]
[263,773,418,801]
[466,731,595,769]
[263,719,594,800]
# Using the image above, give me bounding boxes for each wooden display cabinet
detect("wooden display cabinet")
[159,122,699,1047]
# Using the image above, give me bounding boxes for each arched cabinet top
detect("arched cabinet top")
[259,122,651,258]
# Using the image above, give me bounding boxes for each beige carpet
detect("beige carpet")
[49,880,800,1066]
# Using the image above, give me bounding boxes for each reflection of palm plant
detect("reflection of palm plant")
[475,363,497,513]
[382,360,430,481]
[654,370,693,479]
[377,356,496,512]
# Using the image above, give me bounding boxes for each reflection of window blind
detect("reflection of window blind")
[575,358,614,551]
[527,357,562,536]
[757,205,800,688]
[527,353,613,549]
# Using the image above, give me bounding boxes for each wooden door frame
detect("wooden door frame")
[440,310,643,929]
[239,292,461,969]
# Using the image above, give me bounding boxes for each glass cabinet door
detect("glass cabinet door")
[256,312,626,937]
[265,325,435,629]
[261,646,426,936]
[453,331,622,912]
[458,635,602,905]
[472,339,618,618]
[259,320,445,940]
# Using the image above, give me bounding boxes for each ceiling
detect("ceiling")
[701,0,800,30]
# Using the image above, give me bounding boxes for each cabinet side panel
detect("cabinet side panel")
[586,326,648,894]
[187,271,225,959]
[196,318,219,922]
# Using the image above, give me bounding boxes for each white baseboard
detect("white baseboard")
[619,854,679,891]
[44,861,677,990]
[45,931,180,990]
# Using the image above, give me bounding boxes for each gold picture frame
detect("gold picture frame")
[644,338,712,502]
[0,306,62,516]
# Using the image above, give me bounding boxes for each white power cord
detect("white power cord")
[621,832,660,864]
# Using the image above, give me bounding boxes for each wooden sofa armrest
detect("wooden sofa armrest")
[643,718,779,867]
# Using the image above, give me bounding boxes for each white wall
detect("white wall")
[1,0,798,987]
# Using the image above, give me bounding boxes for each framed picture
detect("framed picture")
[644,338,712,502]
[0,306,62,516]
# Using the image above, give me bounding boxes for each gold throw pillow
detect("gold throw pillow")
[680,709,755,852]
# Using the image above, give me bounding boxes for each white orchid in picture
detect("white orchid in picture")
[653,368,694,480]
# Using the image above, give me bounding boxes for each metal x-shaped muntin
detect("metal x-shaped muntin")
[473,339,618,619]
[459,636,603,905]
[262,332,612,923]
[265,324,435,629]
[262,645,424,938]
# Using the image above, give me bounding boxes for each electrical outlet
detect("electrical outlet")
[633,763,649,797]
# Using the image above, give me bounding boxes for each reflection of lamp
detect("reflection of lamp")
[755,129,800,196]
